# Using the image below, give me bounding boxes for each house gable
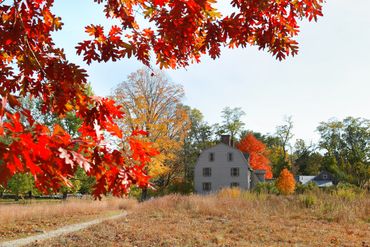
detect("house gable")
[313,171,335,182]
[194,143,251,193]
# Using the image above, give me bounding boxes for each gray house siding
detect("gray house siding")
[194,143,251,194]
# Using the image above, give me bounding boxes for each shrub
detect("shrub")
[276,168,296,195]
[254,182,279,195]
[336,182,365,194]
[332,182,366,201]
[333,188,356,201]
[217,187,241,198]
[295,181,319,194]
[165,181,194,195]
[299,194,317,208]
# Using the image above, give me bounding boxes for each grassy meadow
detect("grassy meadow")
[0,197,137,241]
[23,188,370,247]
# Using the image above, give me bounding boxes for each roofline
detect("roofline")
[196,143,252,170]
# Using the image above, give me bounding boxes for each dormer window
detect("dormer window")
[228,152,233,161]
[209,152,214,162]
[322,174,328,179]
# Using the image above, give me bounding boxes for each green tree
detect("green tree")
[293,139,323,175]
[268,116,294,176]
[276,116,294,162]
[76,168,96,195]
[215,107,246,144]
[182,107,214,184]
[7,173,36,201]
[317,117,370,187]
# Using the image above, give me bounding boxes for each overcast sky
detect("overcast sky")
[52,0,370,144]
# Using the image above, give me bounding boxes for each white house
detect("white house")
[296,171,335,187]
[194,135,266,194]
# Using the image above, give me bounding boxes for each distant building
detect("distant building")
[296,171,335,187]
[194,135,265,194]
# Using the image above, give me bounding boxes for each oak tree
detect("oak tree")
[0,0,324,197]
[112,68,190,192]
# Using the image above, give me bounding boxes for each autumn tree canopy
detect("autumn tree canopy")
[237,133,273,179]
[112,68,190,186]
[0,0,324,197]
[276,168,296,195]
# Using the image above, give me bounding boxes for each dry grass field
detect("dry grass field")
[0,197,137,241]
[29,189,369,247]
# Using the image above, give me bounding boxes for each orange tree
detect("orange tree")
[276,168,296,195]
[237,133,273,179]
[0,0,324,197]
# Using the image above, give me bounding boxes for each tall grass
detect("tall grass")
[136,188,369,224]
[0,197,137,224]
[34,189,369,246]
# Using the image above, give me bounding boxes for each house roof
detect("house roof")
[199,143,253,171]
[296,174,334,187]
[296,176,315,185]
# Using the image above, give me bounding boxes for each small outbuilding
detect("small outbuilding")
[296,171,335,187]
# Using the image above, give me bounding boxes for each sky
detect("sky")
[51,0,370,145]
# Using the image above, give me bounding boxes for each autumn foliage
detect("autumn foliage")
[237,133,273,179]
[112,68,191,180]
[0,0,323,197]
[276,168,296,195]
[76,0,324,67]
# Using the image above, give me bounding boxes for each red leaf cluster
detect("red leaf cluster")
[236,133,273,179]
[75,0,324,68]
[0,1,159,198]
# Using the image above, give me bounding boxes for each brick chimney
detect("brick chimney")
[221,135,233,146]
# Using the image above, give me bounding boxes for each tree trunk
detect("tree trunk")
[140,188,148,202]
[62,192,68,200]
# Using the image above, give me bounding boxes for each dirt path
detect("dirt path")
[0,212,127,247]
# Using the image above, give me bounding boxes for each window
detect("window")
[230,182,239,187]
[231,167,239,177]
[202,182,211,192]
[322,174,328,179]
[209,152,214,162]
[203,168,212,177]
[227,152,233,161]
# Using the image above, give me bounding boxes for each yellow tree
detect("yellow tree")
[112,68,190,196]
[276,168,296,195]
